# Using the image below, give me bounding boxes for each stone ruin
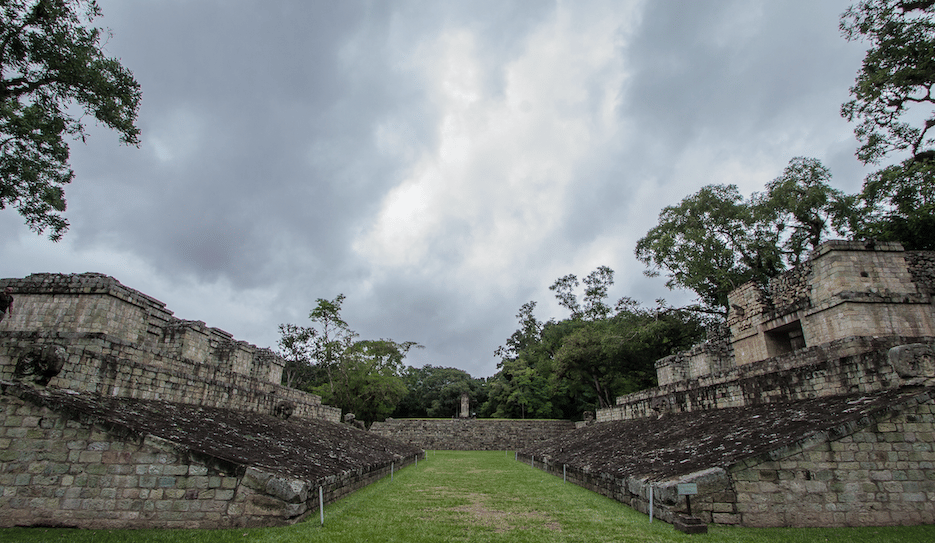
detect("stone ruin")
[6,240,935,531]
[522,241,935,528]
[0,273,421,529]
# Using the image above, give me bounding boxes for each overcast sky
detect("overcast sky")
[0,0,876,378]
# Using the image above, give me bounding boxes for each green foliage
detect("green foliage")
[553,300,703,409]
[485,267,704,418]
[322,339,418,423]
[394,365,487,418]
[852,156,935,248]
[757,157,852,265]
[278,295,421,424]
[0,0,141,240]
[840,0,935,164]
[636,158,851,314]
[635,184,781,314]
[840,1,935,250]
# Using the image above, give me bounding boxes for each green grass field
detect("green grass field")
[2,450,933,542]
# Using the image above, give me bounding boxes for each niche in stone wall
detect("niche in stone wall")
[764,320,805,358]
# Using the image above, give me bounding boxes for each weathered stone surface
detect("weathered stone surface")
[13,344,66,385]
[370,418,575,450]
[0,273,340,423]
[0,382,422,529]
[889,344,935,379]
[674,515,708,534]
[529,389,922,482]
[650,243,935,390]
[524,387,935,527]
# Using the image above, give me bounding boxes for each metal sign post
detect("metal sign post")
[677,483,698,517]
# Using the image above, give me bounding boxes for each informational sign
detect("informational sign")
[677,483,698,495]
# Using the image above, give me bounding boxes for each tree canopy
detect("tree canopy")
[393,365,487,418]
[483,267,704,418]
[278,295,421,424]
[841,0,935,164]
[841,0,935,249]
[635,158,852,314]
[636,1,935,311]
[1,0,141,240]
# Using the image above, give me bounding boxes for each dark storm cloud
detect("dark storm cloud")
[67,0,437,287]
[0,0,876,378]
[619,2,860,164]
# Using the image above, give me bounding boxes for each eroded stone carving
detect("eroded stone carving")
[14,344,67,386]
[344,412,365,430]
[888,343,935,380]
[274,401,294,420]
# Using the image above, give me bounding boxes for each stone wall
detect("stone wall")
[369,418,576,450]
[728,399,935,527]
[731,242,935,369]
[600,336,932,422]
[0,273,339,423]
[654,243,935,388]
[525,386,935,528]
[0,384,420,529]
[630,242,935,423]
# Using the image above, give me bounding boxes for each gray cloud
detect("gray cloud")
[0,0,876,378]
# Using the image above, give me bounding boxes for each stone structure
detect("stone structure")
[524,241,935,528]
[600,242,935,422]
[459,392,470,418]
[0,273,338,422]
[0,273,423,529]
[0,383,421,529]
[370,418,576,451]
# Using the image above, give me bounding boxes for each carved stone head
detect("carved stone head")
[14,344,67,386]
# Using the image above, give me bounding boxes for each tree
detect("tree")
[755,157,852,265]
[636,158,852,314]
[841,0,935,164]
[852,156,935,248]
[1,0,141,240]
[326,339,418,424]
[278,295,421,424]
[394,365,487,418]
[841,1,935,249]
[547,266,615,321]
[487,269,704,418]
[635,184,782,314]
[493,301,542,361]
[552,301,703,409]
[277,322,318,389]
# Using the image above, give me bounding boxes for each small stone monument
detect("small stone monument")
[459,392,470,418]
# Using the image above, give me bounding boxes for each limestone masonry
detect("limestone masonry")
[4,240,935,530]
[522,241,935,528]
[370,418,576,451]
[0,272,421,529]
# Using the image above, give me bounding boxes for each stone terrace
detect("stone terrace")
[0,272,423,529]
[524,242,935,528]
[0,382,422,529]
[521,386,935,527]
[370,418,576,451]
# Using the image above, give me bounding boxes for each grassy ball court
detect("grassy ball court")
[2,451,933,543]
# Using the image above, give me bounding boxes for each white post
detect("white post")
[319,485,324,526]
[391,462,394,481]
[563,464,566,483]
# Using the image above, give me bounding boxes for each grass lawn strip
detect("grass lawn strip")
[1,450,935,542]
